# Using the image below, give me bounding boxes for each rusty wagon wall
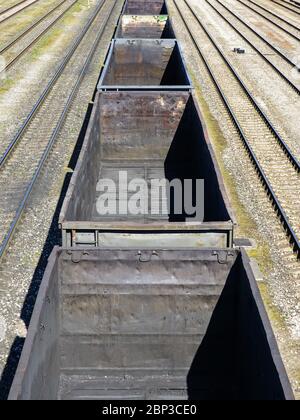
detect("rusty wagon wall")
[124,0,168,15]
[116,15,175,39]
[9,247,294,400]
[8,254,60,400]
[98,39,191,90]
[59,90,234,248]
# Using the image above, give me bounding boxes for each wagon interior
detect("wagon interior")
[116,15,175,39]
[99,39,190,88]
[10,249,288,400]
[124,0,168,15]
[64,91,230,225]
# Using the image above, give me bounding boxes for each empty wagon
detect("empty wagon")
[9,247,294,400]
[59,91,234,248]
[97,39,191,91]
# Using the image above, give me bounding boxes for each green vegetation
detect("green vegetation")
[0,76,15,94]
[258,282,287,326]
[187,69,300,399]
[0,0,94,107]
[0,0,63,45]
[259,281,300,399]
[29,27,62,60]
[62,0,89,25]
[157,15,168,22]
[189,70,273,272]
[28,0,90,60]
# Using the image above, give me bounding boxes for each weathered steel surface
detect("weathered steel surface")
[98,39,191,90]
[100,91,188,159]
[9,247,294,400]
[8,254,60,400]
[124,0,168,15]
[59,91,234,248]
[117,15,175,39]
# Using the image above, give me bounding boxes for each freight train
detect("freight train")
[9,0,294,400]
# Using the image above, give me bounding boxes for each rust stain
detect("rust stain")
[252,20,295,50]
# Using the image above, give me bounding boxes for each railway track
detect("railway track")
[0,0,79,76]
[205,0,300,94]
[0,0,119,260]
[208,0,298,68]
[0,0,69,54]
[235,0,300,42]
[290,0,300,7]
[0,0,25,14]
[171,0,300,257]
[246,0,300,26]
[0,0,39,24]
[271,0,300,14]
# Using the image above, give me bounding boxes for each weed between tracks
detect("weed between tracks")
[0,0,95,95]
[189,68,289,330]
[189,71,300,395]
[0,0,63,46]
[189,68,272,266]
[29,0,90,60]
[0,77,14,95]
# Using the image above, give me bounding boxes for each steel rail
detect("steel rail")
[271,0,300,14]
[0,0,68,55]
[183,0,300,171]
[171,0,300,256]
[0,0,101,167]
[0,0,40,25]
[247,0,300,27]
[290,0,300,7]
[235,0,300,41]
[210,0,297,68]
[0,0,26,14]
[280,0,300,8]
[0,0,79,75]
[205,0,300,94]
[0,0,119,260]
